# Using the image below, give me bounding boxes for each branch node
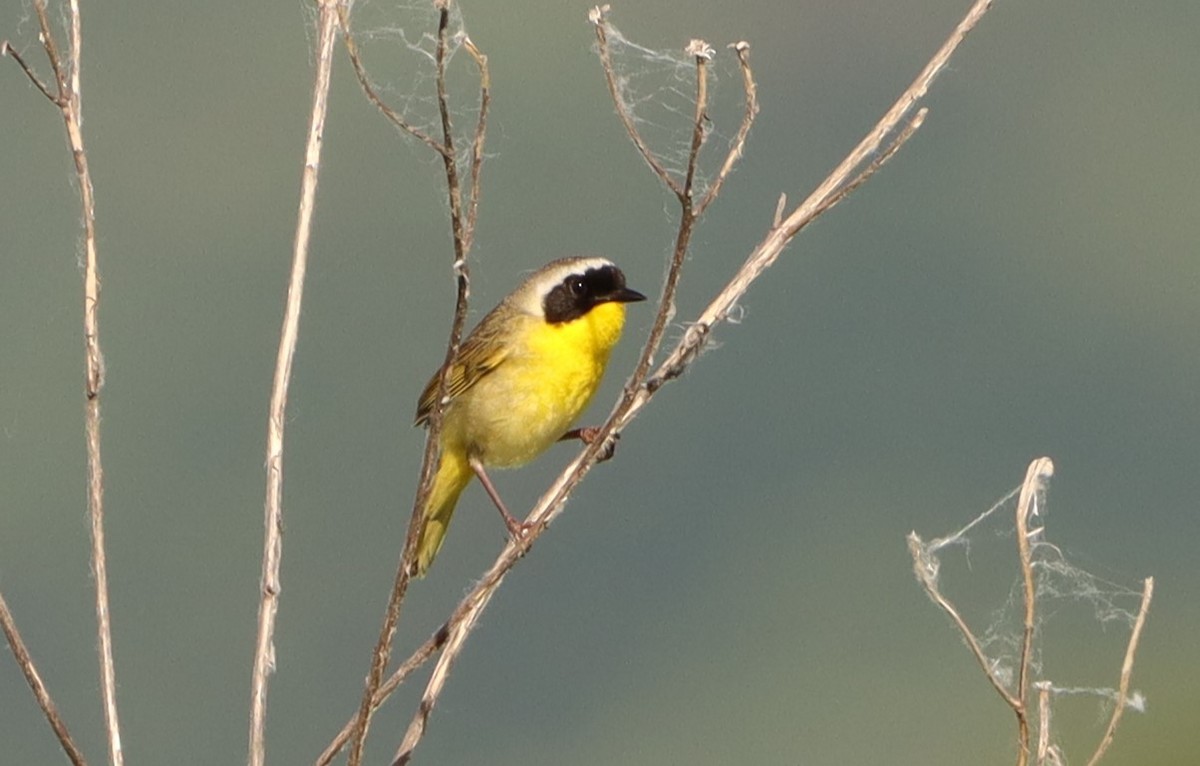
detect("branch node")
[773,193,787,228]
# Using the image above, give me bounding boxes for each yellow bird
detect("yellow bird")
[412,257,647,576]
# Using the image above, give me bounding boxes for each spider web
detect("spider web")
[331,0,480,171]
[594,20,747,199]
[910,468,1148,760]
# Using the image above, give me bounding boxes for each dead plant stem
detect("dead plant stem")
[248,2,342,764]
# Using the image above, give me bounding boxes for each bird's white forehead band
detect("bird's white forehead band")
[516,257,616,315]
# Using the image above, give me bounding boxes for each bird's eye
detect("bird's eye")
[568,277,587,297]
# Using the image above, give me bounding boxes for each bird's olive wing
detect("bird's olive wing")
[414,333,510,427]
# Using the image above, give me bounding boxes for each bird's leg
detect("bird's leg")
[468,456,533,539]
[560,426,619,462]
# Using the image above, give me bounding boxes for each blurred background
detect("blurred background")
[2,0,1197,763]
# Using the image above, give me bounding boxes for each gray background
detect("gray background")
[1,1,1196,763]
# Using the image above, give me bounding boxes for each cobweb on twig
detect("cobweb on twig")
[332,0,479,168]
[593,19,745,199]
[910,463,1149,762]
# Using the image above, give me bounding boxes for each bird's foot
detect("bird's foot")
[503,516,537,540]
[561,426,619,462]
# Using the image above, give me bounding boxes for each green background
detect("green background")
[2,0,1197,763]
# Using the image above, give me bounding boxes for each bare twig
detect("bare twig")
[392,585,494,765]
[804,109,927,225]
[620,37,723,399]
[695,41,758,217]
[247,2,343,764]
[342,3,491,763]
[337,5,448,157]
[9,2,125,764]
[907,531,1024,710]
[31,2,67,94]
[678,39,712,203]
[460,36,490,253]
[592,17,761,422]
[663,0,993,356]
[325,2,997,760]
[912,455,1150,766]
[389,30,741,762]
[1012,457,1054,765]
[434,4,467,259]
[590,5,680,195]
[316,625,447,766]
[1,40,62,104]
[0,591,89,766]
[910,458,1052,766]
[1035,682,1053,765]
[781,0,994,238]
[1085,576,1154,766]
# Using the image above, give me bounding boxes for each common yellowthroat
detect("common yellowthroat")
[412,257,647,576]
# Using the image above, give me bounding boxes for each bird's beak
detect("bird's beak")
[610,287,647,303]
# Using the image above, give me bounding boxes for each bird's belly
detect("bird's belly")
[458,354,603,468]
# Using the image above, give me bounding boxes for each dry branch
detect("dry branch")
[590,6,679,196]
[339,3,492,763]
[908,459,1050,766]
[338,6,447,157]
[910,456,1152,766]
[1085,576,1154,766]
[247,2,343,764]
[1013,457,1053,763]
[4,2,123,763]
[347,2,999,761]
[0,592,88,766]
[907,530,1024,711]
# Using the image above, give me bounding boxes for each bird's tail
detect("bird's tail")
[412,447,472,577]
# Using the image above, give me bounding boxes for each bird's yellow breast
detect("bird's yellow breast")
[444,302,628,468]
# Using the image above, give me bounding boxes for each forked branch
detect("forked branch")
[325,2,999,762]
[909,457,1153,766]
[591,8,760,404]
[338,6,446,157]
[338,2,492,763]
[4,2,122,764]
[590,5,679,196]
[907,530,1024,711]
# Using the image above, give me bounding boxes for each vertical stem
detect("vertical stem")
[248,2,341,764]
[1013,457,1053,766]
[346,5,483,763]
[39,0,126,761]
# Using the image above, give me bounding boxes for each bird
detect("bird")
[411,256,647,576]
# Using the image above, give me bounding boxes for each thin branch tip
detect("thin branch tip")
[686,39,715,60]
[773,193,787,228]
[1,593,89,765]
